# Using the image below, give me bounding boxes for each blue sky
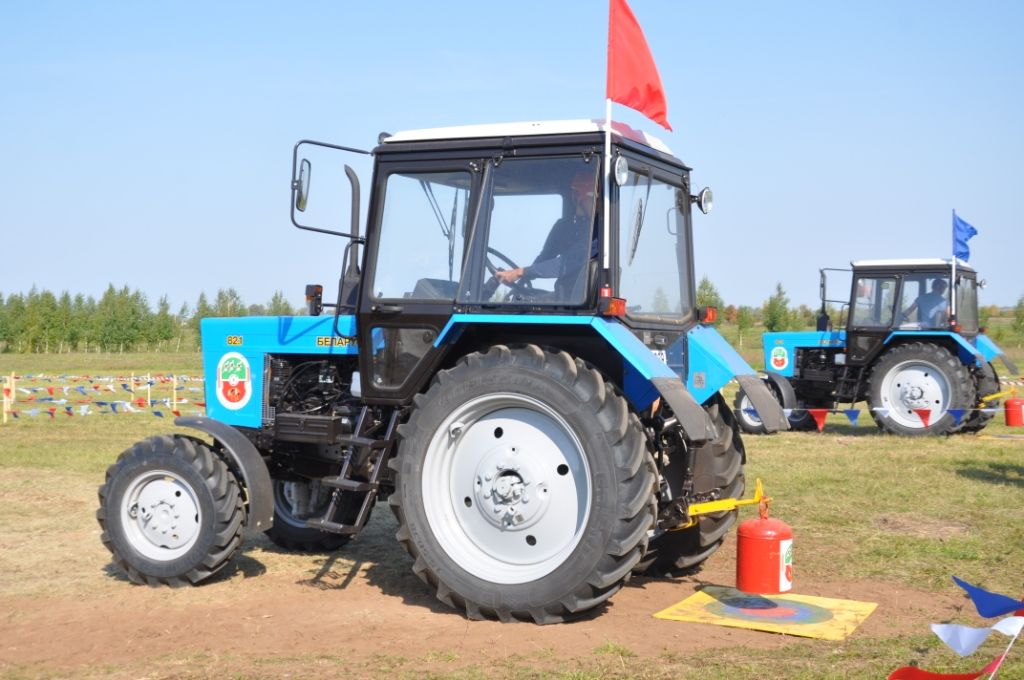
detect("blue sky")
[2,1,1021,312]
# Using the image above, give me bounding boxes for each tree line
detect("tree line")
[0,285,298,354]
[3,279,1023,354]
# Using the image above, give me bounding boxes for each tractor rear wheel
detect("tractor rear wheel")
[638,394,745,574]
[867,342,975,436]
[97,435,246,585]
[960,361,1000,434]
[390,344,657,623]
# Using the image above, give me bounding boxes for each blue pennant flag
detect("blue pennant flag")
[948,408,966,425]
[953,210,978,262]
[843,409,860,426]
[953,576,1024,618]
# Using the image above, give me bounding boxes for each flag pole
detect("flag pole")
[987,627,1020,680]
[951,209,957,320]
[603,97,612,271]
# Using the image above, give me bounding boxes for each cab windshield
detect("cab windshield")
[956,277,979,334]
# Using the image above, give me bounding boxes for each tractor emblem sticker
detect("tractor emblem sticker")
[216,352,252,410]
[770,347,789,370]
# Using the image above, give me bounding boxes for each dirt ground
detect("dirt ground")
[0,498,958,680]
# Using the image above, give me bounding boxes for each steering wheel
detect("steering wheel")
[485,246,534,296]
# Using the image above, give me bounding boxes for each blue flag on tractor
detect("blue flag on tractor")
[952,210,978,261]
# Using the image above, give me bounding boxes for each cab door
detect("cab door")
[356,160,482,404]
[846,274,899,365]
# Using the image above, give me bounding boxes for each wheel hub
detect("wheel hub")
[122,471,201,558]
[474,448,550,529]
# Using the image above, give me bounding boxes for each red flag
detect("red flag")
[888,653,1005,680]
[913,408,932,428]
[606,0,671,131]
[808,408,829,432]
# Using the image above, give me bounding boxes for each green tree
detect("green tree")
[214,288,246,317]
[149,295,177,349]
[1014,295,1024,347]
[696,275,724,311]
[266,290,295,316]
[762,283,792,332]
[651,287,670,313]
[736,306,754,348]
[192,293,214,349]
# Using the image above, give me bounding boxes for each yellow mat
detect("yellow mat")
[653,585,877,641]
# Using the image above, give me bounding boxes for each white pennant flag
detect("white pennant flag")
[931,616,1024,657]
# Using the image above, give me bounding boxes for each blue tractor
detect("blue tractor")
[735,259,1017,436]
[96,120,786,623]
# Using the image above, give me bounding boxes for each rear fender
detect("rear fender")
[435,315,718,442]
[883,331,995,367]
[174,416,273,537]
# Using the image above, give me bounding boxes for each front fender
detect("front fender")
[175,416,274,537]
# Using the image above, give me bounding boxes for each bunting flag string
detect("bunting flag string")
[734,406,1006,431]
[3,372,207,423]
[889,577,1022,678]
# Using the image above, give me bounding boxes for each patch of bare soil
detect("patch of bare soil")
[0,521,961,679]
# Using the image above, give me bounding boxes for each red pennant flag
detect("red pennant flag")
[607,0,671,131]
[2,388,8,398]
[808,408,829,432]
[888,653,1005,679]
[172,409,181,417]
[913,408,932,428]
[46,407,56,419]
[135,397,147,407]
[46,386,54,396]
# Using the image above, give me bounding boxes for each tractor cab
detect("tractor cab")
[289,120,770,418]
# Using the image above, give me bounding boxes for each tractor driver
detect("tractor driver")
[903,278,949,327]
[494,169,598,302]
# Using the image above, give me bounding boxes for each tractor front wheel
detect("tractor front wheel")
[867,342,974,436]
[390,345,656,623]
[97,435,246,585]
[638,394,745,575]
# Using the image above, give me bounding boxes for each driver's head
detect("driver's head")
[932,279,948,294]
[570,169,596,203]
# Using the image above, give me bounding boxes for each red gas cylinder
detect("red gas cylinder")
[736,508,793,594]
[1005,398,1024,428]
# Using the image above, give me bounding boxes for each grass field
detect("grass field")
[1,351,1023,678]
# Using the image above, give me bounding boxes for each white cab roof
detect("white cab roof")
[384,119,674,155]
[852,257,973,271]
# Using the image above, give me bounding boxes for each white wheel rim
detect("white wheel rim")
[422,393,591,585]
[738,393,762,427]
[879,359,950,428]
[120,469,202,561]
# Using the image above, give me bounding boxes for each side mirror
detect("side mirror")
[691,187,713,215]
[293,159,311,212]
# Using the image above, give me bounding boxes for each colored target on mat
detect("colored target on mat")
[704,592,834,625]
[653,586,877,641]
